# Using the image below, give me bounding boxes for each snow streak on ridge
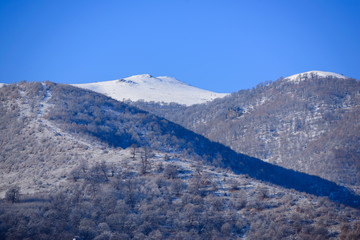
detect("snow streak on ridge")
[284,71,348,83]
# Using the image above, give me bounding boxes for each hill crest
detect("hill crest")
[72,74,229,106]
[283,70,348,83]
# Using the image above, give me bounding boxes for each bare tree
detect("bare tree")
[87,162,108,183]
[5,186,20,203]
[99,161,109,181]
[170,179,183,196]
[140,146,152,175]
[130,143,137,160]
[163,164,178,179]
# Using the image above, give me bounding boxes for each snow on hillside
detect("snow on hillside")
[72,74,229,106]
[284,70,348,83]
[0,83,5,88]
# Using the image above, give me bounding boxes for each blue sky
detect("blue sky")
[0,0,359,92]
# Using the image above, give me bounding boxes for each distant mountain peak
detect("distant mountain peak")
[283,71,348,83]
[72,74,229,106]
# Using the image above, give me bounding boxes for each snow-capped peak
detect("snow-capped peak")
[72,74,229,106]
[284,71,348,83]
[119,74,189,86]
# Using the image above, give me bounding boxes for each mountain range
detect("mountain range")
[131,71,360,191]
[0,71,360,239]
[2,70,358,191]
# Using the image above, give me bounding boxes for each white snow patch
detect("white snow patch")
[284,71,348,83]
[72,74,229,106]
[0,83,5,88]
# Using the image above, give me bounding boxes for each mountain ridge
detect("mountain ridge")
[131,72,360,191]
[1,81,360,239]
[283,70,349,83]
[1,81,359,207]
[72,74,229,106]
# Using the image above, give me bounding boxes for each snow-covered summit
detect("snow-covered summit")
[72,74,229,106]
[284,71,348,83]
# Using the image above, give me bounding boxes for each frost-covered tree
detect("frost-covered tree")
[5,186,20,203]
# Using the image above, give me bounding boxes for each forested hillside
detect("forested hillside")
[1,81,360,239]
[133,74,360,189]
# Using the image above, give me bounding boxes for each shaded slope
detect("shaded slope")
[45,82,360,207]
[133,73,360,188]
[0,81,359,208]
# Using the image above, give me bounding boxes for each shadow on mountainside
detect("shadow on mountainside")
[219,147,360,209]
[32,82,360,209]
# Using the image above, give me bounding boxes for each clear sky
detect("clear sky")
[0,0,359,93]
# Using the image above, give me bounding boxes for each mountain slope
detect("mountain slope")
[1,81,360,239]
[132,71,360,189]
[72,74,228,106]
[1,81,359,207]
